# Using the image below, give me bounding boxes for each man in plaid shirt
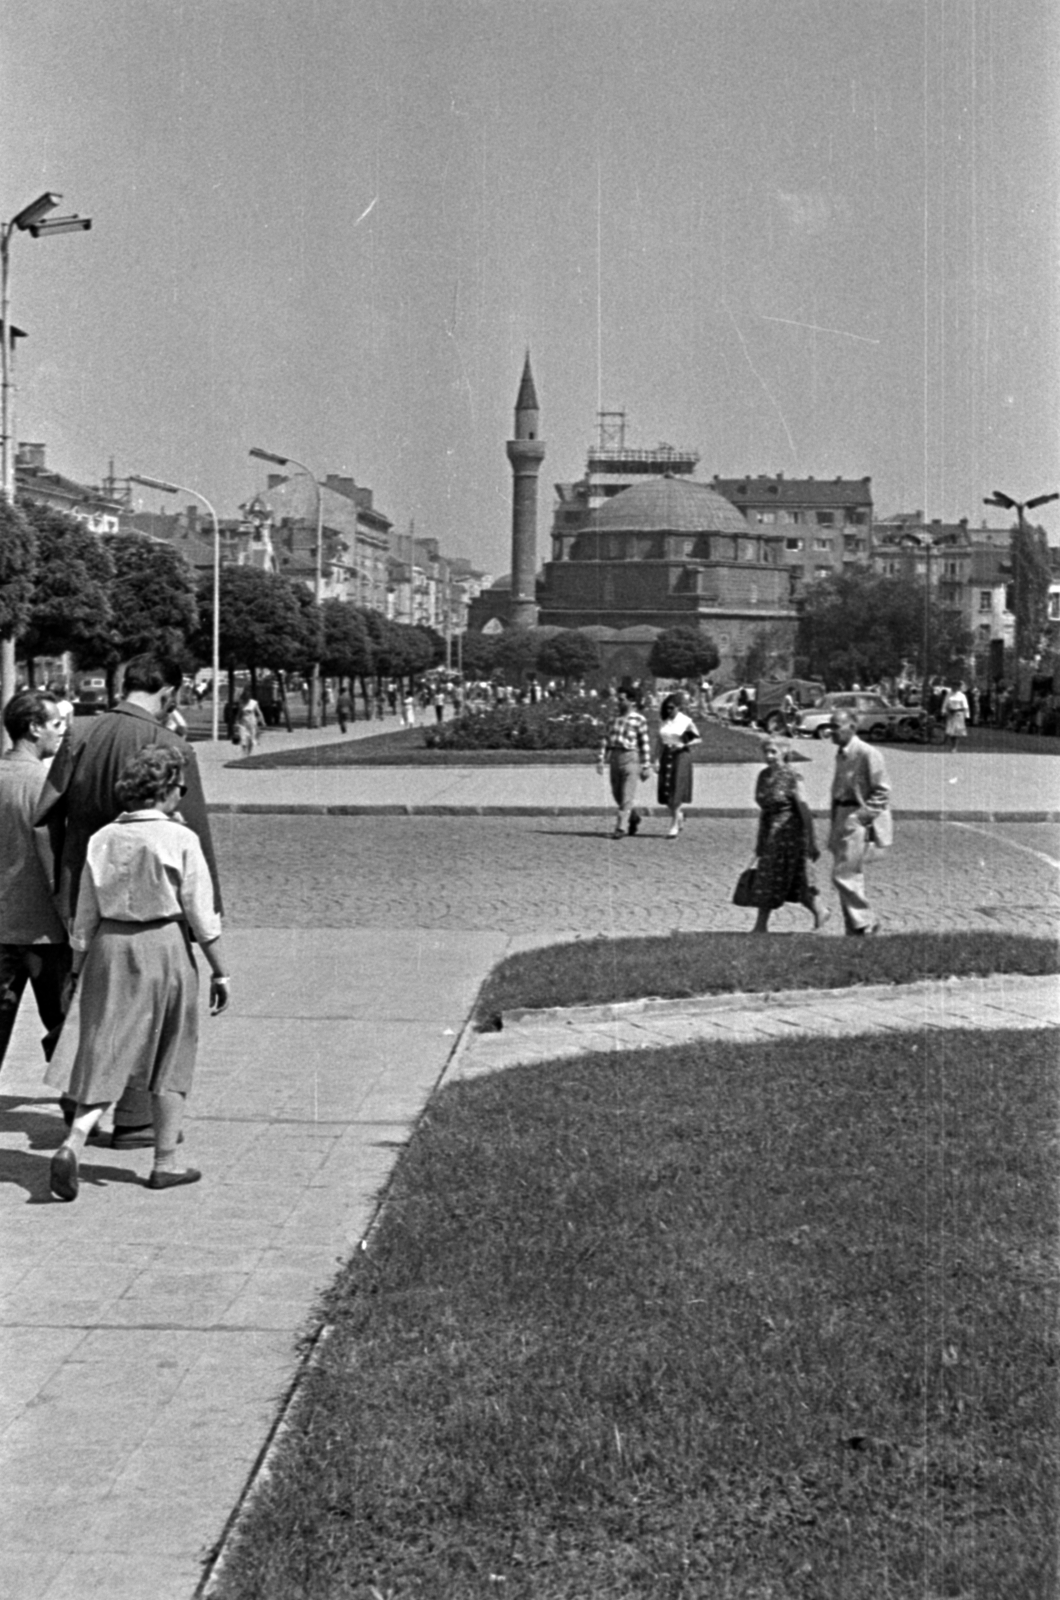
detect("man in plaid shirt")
[596,685,652,838]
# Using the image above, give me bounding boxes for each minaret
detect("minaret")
[506,352,545,630]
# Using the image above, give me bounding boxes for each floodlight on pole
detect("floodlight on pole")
[27,216,92,239]
[983,488,1059,668]
[249,445,325,727]
[1,187,91,735]
[129,472,222,743]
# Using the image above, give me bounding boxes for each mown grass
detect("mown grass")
[475,930,1060,1028]
[211,1028,1059,1599]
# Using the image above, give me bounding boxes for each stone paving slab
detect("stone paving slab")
[452,974,1060,1078]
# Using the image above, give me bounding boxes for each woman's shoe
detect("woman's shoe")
[813,906,832,931]
[667,823,680,838]
[50,1145,79,1202]
[147,1168,202,1191]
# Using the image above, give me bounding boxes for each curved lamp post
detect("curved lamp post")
[249,446,324,727]
[1,191,91,725]
[983,489,1059,667]
[129,474,221,742]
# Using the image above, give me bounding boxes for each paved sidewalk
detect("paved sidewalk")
[196,733,1060,821]
[0,928,510,1600]
[454,973,1060,1079]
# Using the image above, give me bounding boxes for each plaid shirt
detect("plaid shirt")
[599,708,651,766]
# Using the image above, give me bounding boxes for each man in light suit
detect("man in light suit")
[828,708,892,935]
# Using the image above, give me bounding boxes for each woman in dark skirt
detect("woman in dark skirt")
[655,693,701,838]
[750,737,829,933]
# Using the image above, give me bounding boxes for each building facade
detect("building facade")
[710,474,873,597]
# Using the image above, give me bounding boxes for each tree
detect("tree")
[535,629,601,686]
[1009,521,1051,664]
[0,498,37,714]
[647,626,720,681]
[492,627,546,685]
[796,568,972,687]
[20,503,114,675]
[459,631,498,680]
[320,599,373,683]
[194,566,314,694]
[74,534,199,701]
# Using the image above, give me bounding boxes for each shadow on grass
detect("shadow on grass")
[210,1027,1058,1600]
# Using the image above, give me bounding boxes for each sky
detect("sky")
[3,0,1058,575]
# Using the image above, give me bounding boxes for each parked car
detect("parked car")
[754,677,827,734]
[73,673,108,715]
[796,691,919,741]
[709,688,745,723]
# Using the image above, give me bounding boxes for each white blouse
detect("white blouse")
[657,710,700,749]
[71,810,222,951]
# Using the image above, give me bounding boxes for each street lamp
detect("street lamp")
[983,489,1059,668]
[249,446,324,727]
[1,190,91,719]
[128,474,221,743]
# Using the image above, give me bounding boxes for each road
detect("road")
[211,814,1060,938]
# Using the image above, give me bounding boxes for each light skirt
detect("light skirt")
[53,918,199,1105]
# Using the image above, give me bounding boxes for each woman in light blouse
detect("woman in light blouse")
[49,746,229,1201]
[654,693,701,838]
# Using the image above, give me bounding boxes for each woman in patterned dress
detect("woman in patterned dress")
[751,738,829,933]
[655,694,701,838]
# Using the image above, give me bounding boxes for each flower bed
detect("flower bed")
[423,698,605,751]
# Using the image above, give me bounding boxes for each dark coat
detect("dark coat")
[34,702,222,922]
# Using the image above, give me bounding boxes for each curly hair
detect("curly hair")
[115,745,186,811]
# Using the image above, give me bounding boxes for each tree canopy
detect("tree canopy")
[647,626,720,681]
[320,599,373,680]
[20,502,114,665]
[0,498,37,638]
[194,565,314,682]
[536,629,601,685]
[1008,522,1052,662]
[796,569,972,686]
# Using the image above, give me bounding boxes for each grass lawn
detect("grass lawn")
[211,1027,1059,1599]
[475,931,1060,1029]
[230,718,769,769]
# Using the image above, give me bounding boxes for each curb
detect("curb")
[206,803,1060,823]
[495,972,1059,1031]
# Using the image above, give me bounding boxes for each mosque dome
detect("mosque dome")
[594,476,749,536]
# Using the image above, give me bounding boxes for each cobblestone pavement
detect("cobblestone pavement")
[211,814,1060,938]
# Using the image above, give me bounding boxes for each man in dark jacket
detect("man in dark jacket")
[35,654,223,1148]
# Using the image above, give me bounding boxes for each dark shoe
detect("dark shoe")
[147,1167,201,1191]
[112,1126,183,1150]
[610,828,625,839]
[59,1095,77,1128]
[628,811,641,836]
[50,1145,79,1202]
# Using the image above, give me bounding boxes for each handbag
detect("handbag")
[732,864,758,907]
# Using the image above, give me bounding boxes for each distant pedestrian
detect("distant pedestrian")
[597,686,651,839]
[336,686,353,734]
[655,693,700,838]
[944,681,970,752]
[49,682,75,734]
[828,708,892,936]
[47,745,230,1202]
[402,689,416,727]
[0,691,70,1086]
[749,738,826,934]
[432,685,446,724]
[237,691,264,757]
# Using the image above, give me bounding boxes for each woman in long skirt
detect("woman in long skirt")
[655,693,701,837]
[49,746,230,1202]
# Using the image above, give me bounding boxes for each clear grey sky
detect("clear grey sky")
[4,0,1058,571]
